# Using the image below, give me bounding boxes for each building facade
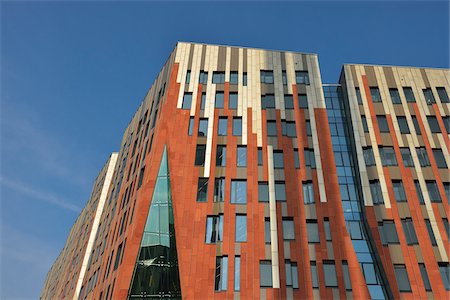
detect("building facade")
[41,42,450,300]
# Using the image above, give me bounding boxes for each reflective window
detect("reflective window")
[200,93,206,110]
[342,261,352,291]
[411,116,421,134]
[199,71,208,85]
[423,88,435,104]
[400,148,414,167]
[437,87,450,103]
[188,117,194,136]
[401,218,418,245]
[282,218,295,240]
[298,94,308,108]
[234,256,240,291]
[264,218,271,244]
[185,70,191,84]
[377,115,390,132]
[273,151,284,169]
[237,146,247,167]
[306,120,312,136]
[282,71,287,85]
[243,72,247,86]
[229,92,238,109]
[275,182,286,201]
[195,144,206,166]
[182,92,192,109]
[403,87,415,103]
[293,149,300,169]
[212,71,225,84]
[380,147,397,166]
[231,180,247,204]
[230,71,238,85]
[378,220,400,245]
[304,148,316,168]
[310,262,319,288]
[444,116,450,133]
[433,149,447,168]
[267,120,278,136]
[439,263,450,290]
[214,178,225,202]
[427,116,441,133]
[295,71,309,84]
[419,263,432,291]
[414,180,425,204]
[205,215,223,243]
[445,183,450,203]
[216,145,226,167]
[260,261,273,287]
[260,70,274,84]
[197,178,208,202]
[416,147,431,167]
[397,117,410,134]
[361,116,369,133]
[394,265,411,292]
[390,88,401,104]
[258,182,269,202]
[284,94,294,109]
[215,92,224,108]
[218,117,228,136]
[281,121,297,137]
[324,219,332,241]
[198,119,208,137]
[215,256,228,291]
[443,218,449,238]
[392,181,407,202]
[323,261,338,287]
[258,147,263,166]
[232,117,242,136]
[262,94,275,109]
[426,181,441,203]
[370,87,382,102]
[363,147,376,166]
[355,87,363,104]
[306,220,320,243]
[285,260,299,289]
[303,181,315,204]
[235,215,247,242]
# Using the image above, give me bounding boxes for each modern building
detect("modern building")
[41,42,450,300]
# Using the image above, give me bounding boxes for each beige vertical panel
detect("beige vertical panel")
[189,44,202,116]
[373,66,391,113]
[344,65,373,206]
[285,52,296,95]
[237,48,248,145]
[177,43,192,109]
[294,53,304,71]
[273,52,285,118]
[267,145,280,289]
[249,49,263,147]
[204,45,218,178]
[225,47,231,82]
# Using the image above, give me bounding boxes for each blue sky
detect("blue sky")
[1,1,448,298]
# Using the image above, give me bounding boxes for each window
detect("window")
[323,261,338,287]
[231,180,247,204]
[306,220,320,243]
[377,115,390,132]
[218,117,228,136]
[188,117,194,136]
[392,181,407,202]
[243,72,247,86]
[260,261,273,287]
[284,95,294,109]
[212,71,225,84]
[282,121,297,137]
[258,182,269,202]
[445,183,450,203]
[267,120,278,136]
[433,149,448,168]
[237,146,247,167]
[230,71,238,84]
[370,87,382,102]
[260,70,274,84]
[444,116,450,133]
[200,93,206,110]
[355,87,363,104]
[347,221,363,240]
[437,87,450,103]
[230,117,242,137]
[443,218,449,238]
[206,215,223,243]
[397,117,410,134]
[282,218,295,240]
[215,92,224,108]
[423,88,435,104]
[273,151,284,169]
[197,178,208,202]
[303,181,315,204]
[182,92,192,109]
[229,92,238,109]
[304,148,316,168]
[195,144,206,166]
[363,147,376,166]
[282,71,287,85]
[390,88,401,104]
[362,263,378,285]
[198,119,208,137]
[185,70,191,84]
[427,116,441,133]
[380,147,398,166]
[199,71,208,84]
[400,148,414,167]
[324,219,332,241]
[411,116,421,134]
[403,87,415,103]
[235,215,247,242]
[305,120,312,136]
[258,147,263,166]
[416,147,431,167]
[419,263,432,291]
[414,180,425,204]
[137,167,145,189]
[342,261,352,291]
[439,263,450,290]
[298,94,308,108]
[262,94,275,109]
[394,265,412,292]
[378,220,400,245]
[215,256,228,291]
[401,218,418,245]
[285,260,299,289]
[426,181,441,203]
[275,182,286,201]
[293,149,300,169]
[214,178,225,202]
[264,218,271,244]
[216,145,226,167]
[295,71,309,84]
[234,256,241,291]
[113,243,123,270]
[361,116,369,133]
[310,262,319,288]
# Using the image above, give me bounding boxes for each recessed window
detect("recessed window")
[232,117,242,136]
[230,71,238,85]
[214,178,225,203]
[282,71,287,85]
[260,70,274,84]
[416,147,431,167]
[443,218,449,238]
[361,116,369,133]
[275,181,286,201]
[397,117,410,134]
[298,94,308,108]
[400,148,414,167]
[433,149,447,168]
[295,71,309,84]
[379,147,398,166]
[200,93,206,110]
[355,87,363,104]
[411,116,421,134]
[215,256,228,291]
[293,149,300,169]
[237,146,247,167]
[215,92,224,108]
[443,116,450,133]
[427,116,441,133]
[229,92,238,109]
[260,261,273,287]
[445,183,450,203]
[218,117,228,136]
[234,256,241,291]
[425,219,437,246]
[282,218,295,240]
[258,147,263,166]
[262,94,275,109]
[267,120,277,136]
[342,261,352,291]
[401,218,418,245]
[392,180,407,202]
[306,220,320,243]
[258,182,269,202]
[285,260,299,289]
[419,263,432,291]
[235,214,247,242]
[185,70,191,84]
[370,180,384,204]
[206,215,223,243]
[264,218,270,244]
[243,72,247,86]
[377,115,390,132]
[216,145,226,167]
[378,220,400,245]
[323,261,338,287]
[390,88,401,104]
[212,71,225,84]
[281,121,297,137]
[437,87,450,103]
[310,262,319,288]
[195,144,206,166]
[303,181,315,204]
[182,92,192,109]
[439,263,450,290]
[197,178,208,202]
[414,180,425,204]
[231,180,247,204]
[284,95,294,109]
[403,87,415,103]
[188,117,195,136]
[363,147,376,167]
[304,148,316,168]
[426,180,442,203]
[423,88,435,104]
[273,151,284,169]
[370,87,382,102]
[198,118,208,137]
[199,71,208,85]
[305,120,312,137]
[324,218,332,241]
[394,264,412,292]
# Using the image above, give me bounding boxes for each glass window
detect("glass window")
[214,178,225,202]
[303,181,315,204]
[427,116,441,133]
[298,94,308,108]
[215,256,228,291]
[284,95,294,109]
[232,117,242,136]
[443,218,449,238]
[293,149,300,169]
[260,261,273,287]
[205,215,223,243]
[305,120,312,136]
[195,144,206,166]
[295,71,309,84]
[361,116,369,133]
[260,70,274,84]
[267,120,278,136]
[394,265,412,292]
[275,182,286,201]
[304,148,316,168]
[285,260,299,289]
[423,88,435,104]
[397,117,410,134]
[426,181,441,203]
[258,182,269,202]
[212,71,225,84]
[282,71,287,85]
[411,116,421,134]
[185,70,191,84]
[216,145,226,167]
[273,151,284,169]
[306,220,320,243]
[200,93,206,110]
[377,115,390,132]
[380,147,398,166]
[355,87,363,104]
[414,180,425,204]
[182,92,192,109]
[235,215,247,242]
[419,263,432,291]
[401,218,418,245]
[258,147,263,166]
[229,92,238,109]
[323,261,338,287]
[198,118,208,137]
[230,71,238,84]
[342,261,352,291]
[199,71,208,85]
[281,121,297,137]
[378,220,400,245]
[437,87,450,103]
[234,256,240,291]
[311,262,319,288]
[197,178,208,202]
[445,183,450,203]
[262,94,275,109]
[403,87,415,103]
[363,147,376,167]
[324,219,332,241]
[215,92,224,108]
[439,263,450,290]
[231,180,247,204]
[400,148,414,167]
[218,117,228,136]
[370,87,382,102]
[416,147,431,167]
[362,263,378,285]
[433,149,447,168]
[390,88,401,104]
[188,117,194,136]
[282,218,295,240]
[392,181,407,202]
[237,146,247,167]
[443,116,450,133]
[243,72,247,86]
[264,218,271,244]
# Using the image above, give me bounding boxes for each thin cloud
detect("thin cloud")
[0,177,80,213]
